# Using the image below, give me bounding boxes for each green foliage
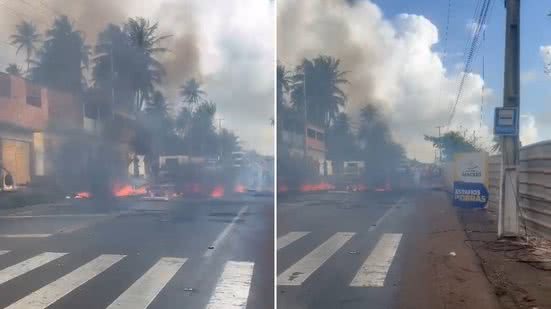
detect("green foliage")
[180,78,206,107]
[5,64,22,76]
[10,21,41,72]
[424,130,481,161]
[290,55,348,128]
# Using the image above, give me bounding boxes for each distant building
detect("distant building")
[280,118,327,175]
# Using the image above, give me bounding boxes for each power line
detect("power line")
[447,0,492,127]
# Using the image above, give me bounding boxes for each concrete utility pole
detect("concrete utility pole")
[436,126,443,162]
[303,70,308,158]
[499,0,520,238]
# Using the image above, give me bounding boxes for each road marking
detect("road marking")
[0,250,10,256]
[0,252,67,285]
[350,233,402,287]
[204,205,249,258]
[368,198,404,232]
[278,232,355,286]
[106,257,187,309]
[0,214,113,219]
[206,261,254,309]
[277,232,310,250]
[5,254,125,309]
[0,234,52,238]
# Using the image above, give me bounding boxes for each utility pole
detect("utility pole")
[303,70,308,159]
[499,0,520,238]
[217,118,224,161]
[436,126,443,162]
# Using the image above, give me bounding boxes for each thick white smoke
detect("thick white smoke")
[278,0,492,162]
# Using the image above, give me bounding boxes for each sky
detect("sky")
[278,0,551,162]
[0,0,274,155]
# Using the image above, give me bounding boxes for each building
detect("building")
[0,73,138,187]
[280,118,328,175]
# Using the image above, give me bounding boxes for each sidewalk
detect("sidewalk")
[459,204,551,309]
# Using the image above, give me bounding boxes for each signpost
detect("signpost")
[494,107,519,136]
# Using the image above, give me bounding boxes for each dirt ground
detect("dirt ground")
[398,190,502,309]
[459,206,551,309]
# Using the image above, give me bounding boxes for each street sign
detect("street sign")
[494,107,519,136]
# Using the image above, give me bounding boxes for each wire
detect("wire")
[447,0,492,127]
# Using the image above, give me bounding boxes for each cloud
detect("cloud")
[520,70,539,85]
[520,114,538,146]
[0,0,274,155]
[278,0,492,162]
[466,20,487,37]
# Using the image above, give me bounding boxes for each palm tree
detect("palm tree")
[124,17,170,113]
[10,21,41,72]
[5,64,22,76]
[291,55,348,128]
[31,16,89,94]
[180,78,206,108]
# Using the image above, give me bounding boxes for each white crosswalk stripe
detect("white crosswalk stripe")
[350,233,402,287]
[0,249,255,309]
[278,232,355,286]
[0,252,67,285]
[206,261,255,309]
[277,232,310,250]
[106,257,187,309]
[5,254,126,309]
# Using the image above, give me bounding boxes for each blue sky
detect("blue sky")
[371,0,551,143]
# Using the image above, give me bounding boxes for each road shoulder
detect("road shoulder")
[398,190,501,309]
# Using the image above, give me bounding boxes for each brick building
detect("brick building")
[0,73,137,187]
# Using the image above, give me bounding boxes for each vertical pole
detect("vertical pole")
[499,0,520,238]
[303,69,308,159]
[436,126,443,162]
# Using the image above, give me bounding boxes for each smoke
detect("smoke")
[1,0,273,155]
[278,0,492,162]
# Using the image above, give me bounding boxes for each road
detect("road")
[277,190,500,309]
[0,194,273,309]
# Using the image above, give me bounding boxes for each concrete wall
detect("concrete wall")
[489,141,551,239]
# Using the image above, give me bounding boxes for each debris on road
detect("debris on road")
[449,251,457,257]
[348,250,360,255]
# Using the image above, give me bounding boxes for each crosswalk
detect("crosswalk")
[277,231,402,288]
[0,250,255,309]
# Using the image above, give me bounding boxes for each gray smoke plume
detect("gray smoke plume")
[278,0,492,161]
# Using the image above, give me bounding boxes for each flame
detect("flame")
[75,192,91,199]
[210,186,224,198]
[113,184,147,197]
[278,184,289,193]
[300,183,335,192]
[234,184,246,193]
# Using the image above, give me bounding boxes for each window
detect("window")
[0,75,10,97]
[307,128,316,138]
[316,132,324,141]
[26,84,42,107]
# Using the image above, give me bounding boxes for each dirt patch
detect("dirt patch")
[398,191,502,309]
[459,207,551,309]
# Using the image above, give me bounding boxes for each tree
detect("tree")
[180,78,206,107]
[277,63,291,137]
[291,55,348,128]
[424,130,481,161]
[358,104,404,185]
[30,16,89,94]
[218,129,240,161]
[5,64,22,76]
[10,21,41,72]
[125,17,169,113]
[327,112,360,173]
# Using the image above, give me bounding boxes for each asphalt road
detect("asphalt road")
[277,191,418,309]
[0,194,273,309]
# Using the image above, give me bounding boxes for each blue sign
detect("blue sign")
[453,181,489,208]
[494,107,519,136]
